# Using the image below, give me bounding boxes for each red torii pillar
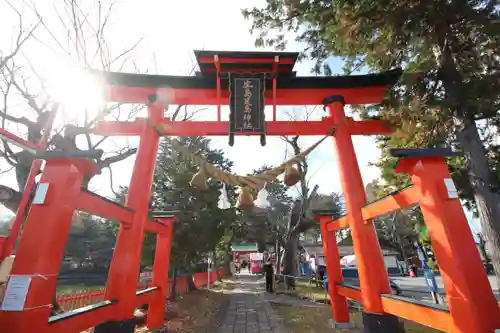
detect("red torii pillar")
[0,159,98,332]
[319,216,351,327]
[396,155,500,332]
[147,217,175,328]
[325,95,404,331]
[104,103,163,321]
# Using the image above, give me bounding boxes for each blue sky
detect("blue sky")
[0,0,482,234]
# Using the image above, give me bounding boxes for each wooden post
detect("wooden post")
[397,156,500,332]
[319,217,351,327]
[147,219,175,328]
[105,103,162,320]
[0,159,91,332]
[325,96,404,332]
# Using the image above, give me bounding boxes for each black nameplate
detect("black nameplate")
[229,74,266,133]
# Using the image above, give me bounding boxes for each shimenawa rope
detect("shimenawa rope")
[146,117,344,190]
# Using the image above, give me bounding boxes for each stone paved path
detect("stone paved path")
[216,274,286,333]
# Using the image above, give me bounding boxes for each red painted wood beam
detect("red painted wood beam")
[47,302,118,333]
[135,287,160,307]
[107,86,389,105]
[337,285,363,303]
[94,119,393,137]
[345,118,393,135]
[0,128,39,151]
[361,186,419,221]
[198,57,295,65]
[326,215,349,232]
[144,218,175,235]
[76,190,134,227]
[200,67,293,74]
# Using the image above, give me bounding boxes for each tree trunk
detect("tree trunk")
[478,234,490,263]
[212,250,221,280]
[224,251,232,275]
[283,231,299,277]
[170,267,178,301]
[455,116,500,289]
[0,185,22,214]
[275,236,281,275]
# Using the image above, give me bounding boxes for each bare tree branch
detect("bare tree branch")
[0,0,162,209]
[0,145,18,167]
[8,68,45,115]
[99,148,137,169]
[0,184,22,212]
[107,166,120,197]
[0,1,40,70]
[0,166,14,175]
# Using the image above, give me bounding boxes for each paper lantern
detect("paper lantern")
[284,165,301,186]
[236,187,254,211]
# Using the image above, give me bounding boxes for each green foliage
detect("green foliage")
[149,136,238,270]
[64,212,117,269]
[242,6,500,289]
[367,180,428,257]
[242,0,500,212]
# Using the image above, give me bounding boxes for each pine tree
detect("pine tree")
[144,136,238,271]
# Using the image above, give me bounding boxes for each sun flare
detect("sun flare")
[45,64,105,121]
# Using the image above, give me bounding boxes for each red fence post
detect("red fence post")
[326,96,403,332]
[398,156,500,332]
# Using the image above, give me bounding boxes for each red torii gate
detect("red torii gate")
[0,50,497,333]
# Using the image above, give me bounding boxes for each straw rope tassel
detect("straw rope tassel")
[147,118,343,190]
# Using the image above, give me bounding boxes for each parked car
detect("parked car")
[341,267,403,296]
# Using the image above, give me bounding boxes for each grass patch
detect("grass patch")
[276,279,329,303]
[212,278,238,291]
[164,289,227,333]
[273,303,442,333]
[275,280,442,333]
[134,288,229,333]
[272,303,343,332]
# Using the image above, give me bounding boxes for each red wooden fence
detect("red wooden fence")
[56,289,106,311]
[56,268,226,311]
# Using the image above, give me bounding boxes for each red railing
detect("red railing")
[56,289,106,312]
[56,268,226,311]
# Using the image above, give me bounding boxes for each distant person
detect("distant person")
[235,261,241,274]
[309,255,316,278]
[399,262,406,276]
[410,264,417,278]
[263,258,274,293]
[316,255,326,282]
